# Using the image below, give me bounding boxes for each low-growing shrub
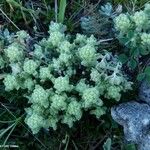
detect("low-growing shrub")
[0,22,132,134]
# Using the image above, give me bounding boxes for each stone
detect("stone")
[139,80,150,105]
[138,135,150,150]
[111,101,150,144]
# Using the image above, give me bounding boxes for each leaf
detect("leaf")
[118,37,129,45]
[118,54,128,64]
[140,47,150,56]
[129,48,136,56]
[127,31,135,40]
[145,75,150,83]
[58,0,67,23]
[128,59,137,69]
[137,73,145,81]
[144,66,150,75]
[103,138,111,150]
[143,66,150,83]
[132,48,139,57]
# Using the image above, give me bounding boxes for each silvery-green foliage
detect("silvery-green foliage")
[114,3,150,79]
[100,3,113,16]
[100,2,118,18]
[80,15,111,38]
[0,29,14,44]
[1,22,132,134]
[80,3,121,38]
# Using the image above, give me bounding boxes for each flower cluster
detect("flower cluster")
[115,4,150,33]
[1,22,132,134]
[114,4,150,72]
[115,14,131,32]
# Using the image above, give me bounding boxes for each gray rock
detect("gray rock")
[139,80,150,105]
[111,79,150,149]
[111,102,150,145]
[138,135,150,150]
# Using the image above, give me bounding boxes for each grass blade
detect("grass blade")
[0,123,15,139]
[58,0,67,23]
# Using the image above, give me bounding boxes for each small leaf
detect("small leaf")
[144,66,150,75]
[119,54,128,64]
[140,47,150,55]
[129,48,136,56]
[3,29,10,38]
[137,73,145,81]
[103,138,111,150]
[132,48,139,57]
[119,37,129,45]
[145,75,150,83]
[128,59,137,69]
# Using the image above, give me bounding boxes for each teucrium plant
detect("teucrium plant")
[114,4,150,81]
[1,22,132,134]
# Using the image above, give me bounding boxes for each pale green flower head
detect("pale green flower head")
[24,78,35,91]
[67,101,82,120]
[75,33,87,44]
[23,59,38,75]
[58,40,72,53]
[75,79,89,93]
[25,113,44,134]
[31,85,49,108]
[58,53,72,65]
[49,21,66,33]
[52,58,61,70]
[132,11,148,29]
[31,104,44,114]
[48,31,64,47]
[54,76,72,93]
[4,74,19,91]
[90,68,101,82]
[86,35,97,46]
[82,87,103,108]
[141,33,150,45]
[79,44,97,66]
[5,44,23,62]
[115,14,131,33]
[106,86,121,101]
[39,67,52,81]
[33,44,44,59]
[50,94,67,111]
[16,30,30,41]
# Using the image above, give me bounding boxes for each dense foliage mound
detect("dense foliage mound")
[0,22,132,134]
